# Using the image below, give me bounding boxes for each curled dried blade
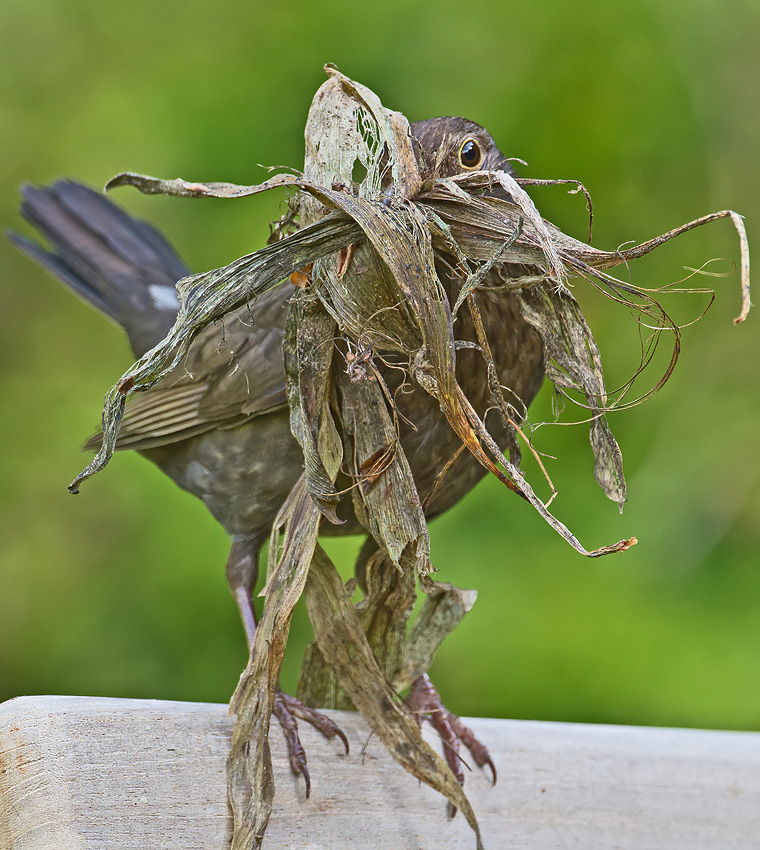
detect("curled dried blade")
[455,385,636,557]
[395,579,478,691]
[540,206,750,325]
[314,237,421,350]
[304,544,483,849]
[427,172,750,326]
[228,476,320,850]
[300,66,421,231]
[487,170,568,286]
[586,210,750,325]
[322,66,422,200]
[284,293,343,523]
[332,198,457,401]
[422,171,568,283]
[516,286,626,508]
[105,170,301,198]
[421,184,554,267]
[465,294,522,466]
[337,366,430,572]
[297,546,417,712]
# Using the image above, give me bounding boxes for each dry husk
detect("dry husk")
[69,67,750,849]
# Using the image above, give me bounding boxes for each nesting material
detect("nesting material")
[68,67,750,849]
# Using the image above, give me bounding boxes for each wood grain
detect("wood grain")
[1,695,759,850]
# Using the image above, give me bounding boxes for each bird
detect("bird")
[11,116,545,793]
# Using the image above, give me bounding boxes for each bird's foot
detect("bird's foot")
[408,673,497,794]
[272,690,350,798]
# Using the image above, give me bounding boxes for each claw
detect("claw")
[280,693,350,755]
[273,691,311,797]
[272,690,350,798]
[448,714,497,785]
[298,760,312,800]
[408,673,496,795]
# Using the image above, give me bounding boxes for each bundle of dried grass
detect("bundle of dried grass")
[68,67,750,849]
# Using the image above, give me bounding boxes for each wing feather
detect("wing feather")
[85,283,290,452]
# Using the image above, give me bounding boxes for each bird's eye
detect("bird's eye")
[458,138,483,170]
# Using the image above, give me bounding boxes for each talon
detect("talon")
[339,729,350,754]
[279,692,350,755]
[273,691,311,796]
[272,690,350,798]
[301,763,311,799]
[332,725,350,755]
[409,674,464,785]
[229,568,348,797]
[449,713,498,785]
[409,673,497,790]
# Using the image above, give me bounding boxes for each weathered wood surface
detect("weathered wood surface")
[1,695,759,850]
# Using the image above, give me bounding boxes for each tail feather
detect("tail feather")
[9,229,116,320]
[10,180,190,357]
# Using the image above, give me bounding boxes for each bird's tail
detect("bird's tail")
[9,179,189,356]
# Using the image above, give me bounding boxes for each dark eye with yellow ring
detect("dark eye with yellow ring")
[459,138,482,170]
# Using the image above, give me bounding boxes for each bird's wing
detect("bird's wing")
[86,283,290,452]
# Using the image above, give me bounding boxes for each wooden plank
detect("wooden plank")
[1,695,759,850]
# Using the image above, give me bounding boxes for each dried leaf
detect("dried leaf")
[298,546,417,710]
[517,286,626,509]
[227,475,320,850]
[395,579,478,691]
[77,106,748,552]
[338,367,430,573]
[303,543,483,850]
[284,292,342,522]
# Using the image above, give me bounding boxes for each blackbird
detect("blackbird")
[11,116,544,791]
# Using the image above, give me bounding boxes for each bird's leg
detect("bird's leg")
[226,537,349,797]
[408,672,497,789]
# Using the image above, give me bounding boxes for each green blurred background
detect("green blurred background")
[1,0,758,733]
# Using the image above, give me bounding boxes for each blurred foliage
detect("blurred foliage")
[1,0,758,734]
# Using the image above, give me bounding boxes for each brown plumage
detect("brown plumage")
[12,117,544,791]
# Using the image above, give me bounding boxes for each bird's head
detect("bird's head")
[410,116,515,181]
